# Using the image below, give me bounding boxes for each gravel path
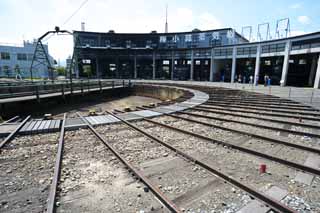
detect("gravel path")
[56,129,166,213]
[139,117,320,212]
[0,133,59,213]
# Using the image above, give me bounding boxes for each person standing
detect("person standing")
[249,75,253,84]
[264,74,267,86]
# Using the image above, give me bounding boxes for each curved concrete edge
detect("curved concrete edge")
[1,83,209,136]
[115,84,209,121]
[58,84,208,130]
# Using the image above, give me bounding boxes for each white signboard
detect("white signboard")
[211,32,220,40]
[199,33,206,41]
[227,30,235,39]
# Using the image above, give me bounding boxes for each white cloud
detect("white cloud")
[297,15,311,24]
[290,3,301,9]
[290,30,309,37]
[0,0,222,62]
[197,13,222,30]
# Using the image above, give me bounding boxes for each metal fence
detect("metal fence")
[0,79,132,101]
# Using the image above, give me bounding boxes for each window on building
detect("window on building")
[82,59,91,64]
[27,54,33,61]
[299,59,307,65]
[163,60,170,65]
[264,60,271,66]
[1,52,10,60]
[262,45,269,53]
[160,36,167,43]
[243,48,250,55]
[17,53,27,61]
[185,34,192,42]
[199,33,206,41]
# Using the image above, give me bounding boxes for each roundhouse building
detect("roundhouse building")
[73,28,320,88]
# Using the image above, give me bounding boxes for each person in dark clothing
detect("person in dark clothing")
[264,74,268,86]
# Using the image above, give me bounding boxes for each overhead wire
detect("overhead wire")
[42,0,89,43]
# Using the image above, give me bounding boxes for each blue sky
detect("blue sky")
[0,0,319,64]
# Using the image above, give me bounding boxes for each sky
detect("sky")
[0,0,319,65]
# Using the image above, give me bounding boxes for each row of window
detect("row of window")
[261,43,286,53]
[237,46,257,55]
[291,42,320,50]
[0,52,33,61]
[214,48,233,57]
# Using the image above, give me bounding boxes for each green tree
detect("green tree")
[56,66,66,76]
[83,65,92,78]
[3,65,10,78]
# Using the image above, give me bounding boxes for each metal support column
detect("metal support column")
[152,51,156,79]
[96,57,100,78]
[231,46,237,83]
[254,44,261,85]
[209,48,215,82]
[313,54,320,88]
[134,55,137,79]
[280,40,291,86]
[171,51,175,80]
[190,49,194,81]
[309,54,318,86]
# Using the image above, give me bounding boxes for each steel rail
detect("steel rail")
[106,111,297,213]
[206,101,320,116]
[165,112,320,155]
[0,115,31,150]
[207,100,316,111]
[143,117,320,177]
[0,116,20,126]
[209,95,304,102]
[179,110,320,139]
[208,99,305,107]
[209,96,298,104]
[194,107,320,130]
[76,112,181,213]
[47,113,66,213]
[199,104,320,122]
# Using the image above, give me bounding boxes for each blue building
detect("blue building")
[0,40,54,79]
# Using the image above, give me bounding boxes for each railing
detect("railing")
[0,79,132,101]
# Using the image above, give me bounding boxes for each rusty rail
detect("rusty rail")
[47,113,66,213]
[107,111,297,213]
[76,112,181,213]
[194,106,320,129]
[0,116,31,150]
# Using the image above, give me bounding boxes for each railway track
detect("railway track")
[177,110,320,138]
[1,83,320,212]
[0,127,59,212]
[104,111,297,213]
[204,101,320,117]
[193,106,320,129]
